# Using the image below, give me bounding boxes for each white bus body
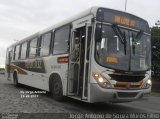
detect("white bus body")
[5,7,151,103]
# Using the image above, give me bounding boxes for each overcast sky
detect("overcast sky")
[0,0,160,67]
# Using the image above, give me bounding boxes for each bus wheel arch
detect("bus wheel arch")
[49,73,64,101]
[13,70,19,87]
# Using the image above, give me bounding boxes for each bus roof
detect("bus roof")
[8,6,149,48]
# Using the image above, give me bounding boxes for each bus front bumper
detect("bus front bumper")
[89,83,151,103]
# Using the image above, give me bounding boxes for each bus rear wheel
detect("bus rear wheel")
[13,72,19,87]
[51,75,64,101]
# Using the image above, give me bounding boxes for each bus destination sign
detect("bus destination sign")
[114,15,136,27]
[96,8,150,33]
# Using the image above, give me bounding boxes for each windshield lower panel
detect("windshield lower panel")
[95,23,151,72]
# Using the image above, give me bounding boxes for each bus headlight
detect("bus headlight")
[92,72,112,89]
[142,79,152,89]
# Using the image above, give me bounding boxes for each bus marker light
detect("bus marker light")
[98,77,104,83]
[57,57,69,63]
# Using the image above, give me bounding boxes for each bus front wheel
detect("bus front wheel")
[51,75,64,101]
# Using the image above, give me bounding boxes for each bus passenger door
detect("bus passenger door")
[67,24,92,100]
[67,27,84,96]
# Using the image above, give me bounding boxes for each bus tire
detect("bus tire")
[51,75,64,101]
[13,72,19,87]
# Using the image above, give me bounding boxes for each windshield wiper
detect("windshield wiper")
[132,33,135,55]
[112,25,125,44]
[123,32,127,55]
[112,24,127,55]
[135,30,143,42]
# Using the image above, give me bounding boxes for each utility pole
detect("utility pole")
[125,0,127,12]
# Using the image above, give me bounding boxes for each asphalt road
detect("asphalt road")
[0,74,160,118]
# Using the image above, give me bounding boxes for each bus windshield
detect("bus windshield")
[95,23,151,71]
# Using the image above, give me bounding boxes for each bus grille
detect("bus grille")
[109,74,144,82]
[117,92,138,98]
[113,81,144,90]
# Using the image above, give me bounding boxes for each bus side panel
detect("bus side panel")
[18,72,50,91]
[17,55,69,94]
[9,58,49,91]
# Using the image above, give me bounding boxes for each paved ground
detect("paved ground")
[0,74,160,118]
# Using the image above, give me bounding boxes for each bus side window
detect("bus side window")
[21,42,28,59]
[14,45,20,60]
[53,25,70,55]
[40,32,51,56]
[29,38,38,58]
[9,47,14,61]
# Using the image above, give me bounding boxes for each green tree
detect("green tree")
[151,21,160,76]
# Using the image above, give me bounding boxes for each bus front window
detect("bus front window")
[95,23,151,71]
[130,31,151,71]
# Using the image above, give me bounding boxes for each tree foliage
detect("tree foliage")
[151,22,160,76]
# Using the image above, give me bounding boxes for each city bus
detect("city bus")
[5,7,151,103]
